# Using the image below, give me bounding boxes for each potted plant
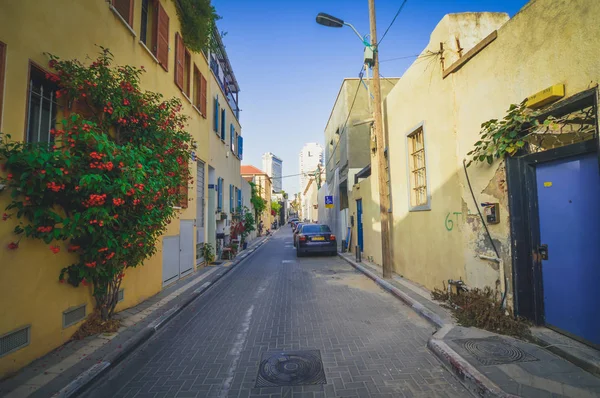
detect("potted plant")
[241,207,255,250]
[201,243,215,265]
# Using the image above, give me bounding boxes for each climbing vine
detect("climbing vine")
[466,100,596,166]
[173,0,220,53]
[0,48,193,320]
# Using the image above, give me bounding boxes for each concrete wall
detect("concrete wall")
[0,0,233,375]
[384,0,600,298]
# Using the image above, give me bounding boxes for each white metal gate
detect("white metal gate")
[162,221,194,286]
[162,236,180,285]
[179,220,194,277]
[196,161,205,264]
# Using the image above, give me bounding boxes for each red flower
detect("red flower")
[81,278,90,286]
[123,98,130,106]
[59,279,65,284]
[7,242,18,250]
[2,213,9,221]
[98,247,108,252]
[40,170,46,174]
[113,214,119,219]
[112,198,125,206]
[50,245,60,254]
[68,244,81,252]
[6,173,13,180]
[85,261,96,268]
[118,273,125,280]
[106,252,115,260]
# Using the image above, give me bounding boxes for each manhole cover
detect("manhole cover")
[453,336,538,366]
[256,350,326,387]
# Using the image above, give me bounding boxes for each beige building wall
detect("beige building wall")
[0,0,214,375]
[384,0,600,298]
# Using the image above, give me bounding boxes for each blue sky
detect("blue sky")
[213,0,529,194]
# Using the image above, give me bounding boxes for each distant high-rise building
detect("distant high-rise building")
[262,152,283,193]
[299,143,323,192]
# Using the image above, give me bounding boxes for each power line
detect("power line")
[379,53,421,63]
[378,0,409,47]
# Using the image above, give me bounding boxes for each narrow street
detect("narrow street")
[83,226,467,398]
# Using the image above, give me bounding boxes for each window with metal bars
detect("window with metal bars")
[407,127,429,209]
[26,65,59,144]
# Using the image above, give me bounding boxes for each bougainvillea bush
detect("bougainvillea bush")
[0,48,193,320]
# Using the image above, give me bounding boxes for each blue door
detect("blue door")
[356,199,364,252]
[536,153,600,346]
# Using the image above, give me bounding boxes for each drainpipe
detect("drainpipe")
[478,254,507,309]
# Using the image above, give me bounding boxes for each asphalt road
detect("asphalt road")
[82,226,468,398]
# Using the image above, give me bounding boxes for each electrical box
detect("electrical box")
[484,203,500,224]
[364,46,374,67]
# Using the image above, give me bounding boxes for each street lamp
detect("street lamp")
[315,13,370,47]
[315,4,393,279]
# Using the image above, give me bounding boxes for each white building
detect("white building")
[262,152,283,193]
[299,143,323,193]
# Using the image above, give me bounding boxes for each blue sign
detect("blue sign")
[325,195,334,209]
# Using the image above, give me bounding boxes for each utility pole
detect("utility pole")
[368,0,393,279]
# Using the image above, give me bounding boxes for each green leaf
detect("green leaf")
[516,140,525,147]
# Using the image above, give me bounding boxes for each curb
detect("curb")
[52,237,270,398]
[337,254,445,329]
[338,254,517,398]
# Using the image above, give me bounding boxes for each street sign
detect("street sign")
[325,195,334,209]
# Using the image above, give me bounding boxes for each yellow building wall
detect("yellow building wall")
[351,170,383,266]
[384,0,600,296]
[208,69,242,239]
[0,0,212,376]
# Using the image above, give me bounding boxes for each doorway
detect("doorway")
[356,199,364,252]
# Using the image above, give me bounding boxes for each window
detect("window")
[220,109,226,140]
[174,33,190,97]
[213,97,219,133]
[193,66,207,116]
[236,188,242,210]
[407,127,429,209]
[140,0,157,50]
[0,41,6,128]
[179,163,189,209]
[230,124,235,153]
[217,177,223,211]
[229,184,234,213]
[26,64,59,144]
[301,225,331,234]
[234,132,239,158]
[112,0,134,27]
[154,1,169,71]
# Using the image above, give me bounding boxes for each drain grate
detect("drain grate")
[256,350,326,387]
[453,336,538,366]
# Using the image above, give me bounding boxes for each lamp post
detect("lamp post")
[316,3,393,279]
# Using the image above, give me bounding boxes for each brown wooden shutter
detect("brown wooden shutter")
[155,1,169,71]
[174,33,184,90]
[0,42,6,127]
[112,0,133,26]
[179,164,189,208]
[184,49,191,97]
[200,74,207,116]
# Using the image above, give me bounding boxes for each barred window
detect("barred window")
[26,65,59,144]
[407,127,428,208]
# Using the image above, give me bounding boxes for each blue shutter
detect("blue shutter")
[238,136,243,160]
[213,98,219,133]
[230,124,234,152]
[221,110,226,140]
[229,184,233,213]
[237,188,242,209]
[217,178,223,211]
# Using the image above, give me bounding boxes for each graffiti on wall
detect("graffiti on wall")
[445,212,463,231]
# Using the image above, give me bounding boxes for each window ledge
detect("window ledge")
[181,91,192,104]
[139,41,160,64]
[193,105,206,119]
[109,4,137,38]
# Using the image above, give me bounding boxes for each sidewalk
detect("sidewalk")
[339,252,600,398]
[0,235,270,398]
